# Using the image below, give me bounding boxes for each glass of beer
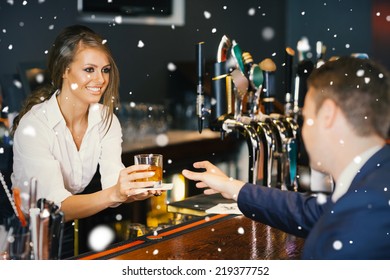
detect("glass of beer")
[134,154,163,186]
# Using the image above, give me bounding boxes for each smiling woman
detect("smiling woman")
[59,46,112,150]
[9,25,162,259]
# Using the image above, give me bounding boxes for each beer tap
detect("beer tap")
[294,38,314,112]
[211,35,232,124]
[315,41,326,68]
[196,42,205,133]
[278,115,299,191]
[218,42,263,184]
[284,47,295,118]
[239,53,274,187]
[242,52,263,117]
[231,69,248,119]
[259,58,277,115]
[221,118,260,184]
[250,114,274,188]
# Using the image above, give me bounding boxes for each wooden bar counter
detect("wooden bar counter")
[74,214,305,260]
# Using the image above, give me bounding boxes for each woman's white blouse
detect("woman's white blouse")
[12,93,125,207]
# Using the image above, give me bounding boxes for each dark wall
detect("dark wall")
[0,0,377,113]
[0,0,286,105]
[286,0,372,61]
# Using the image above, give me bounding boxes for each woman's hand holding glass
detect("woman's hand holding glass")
[115,164,160,203]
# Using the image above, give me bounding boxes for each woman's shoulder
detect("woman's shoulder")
[18,97,60,132]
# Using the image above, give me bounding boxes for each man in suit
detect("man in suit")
[182,56,390,259]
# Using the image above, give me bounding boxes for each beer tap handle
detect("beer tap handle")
[284,47,295,117]
[196,42,205,133]
[259,58,277,115]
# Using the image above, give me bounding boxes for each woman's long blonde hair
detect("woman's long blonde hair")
[11,25,120,135]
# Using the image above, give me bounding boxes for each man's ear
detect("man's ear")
[317,98,338,129]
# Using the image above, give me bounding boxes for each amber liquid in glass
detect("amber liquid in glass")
[135,165,162,185]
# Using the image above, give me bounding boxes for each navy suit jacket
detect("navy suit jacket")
[237,144,390,259]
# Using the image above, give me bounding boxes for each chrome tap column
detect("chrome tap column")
[200,35,304,190]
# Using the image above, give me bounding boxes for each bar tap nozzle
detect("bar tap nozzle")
[246,115,274,188]
[222,118,260,184]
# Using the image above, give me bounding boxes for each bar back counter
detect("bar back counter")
[73,130,303,260]
[75,214,304,260]
[72,129,305,259]
[74,129,241,255]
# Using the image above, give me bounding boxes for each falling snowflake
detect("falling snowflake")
[204,11,211,19]
[356,69,364,77]
[167,62,177,71]
[333,240,343,250]
[152,249,159,255]
[91,104,100,111]
[353,156,362,164]
[316,193,327,205]
[87,225,115,251]
[137,40,145,48]
[71,83,78,90]
[22,126,36,137]
[13,80,22,88]
[155,134,169,147]
[237,227,245,234]
[114,16,122,24]
[262,27,275,41]
[248,8,256,16]
[306,118,314,126]
[211,28,217,33]
[36,73,45,84]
